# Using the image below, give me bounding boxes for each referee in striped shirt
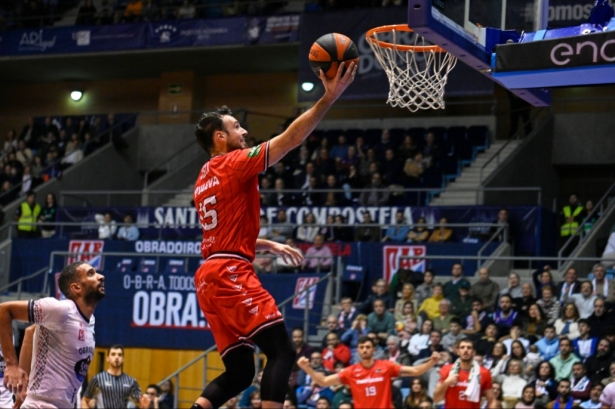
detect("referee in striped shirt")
[82,344,151,408]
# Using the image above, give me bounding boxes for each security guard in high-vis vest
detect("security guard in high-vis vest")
[560,194,585,238]
[15,191,41,238]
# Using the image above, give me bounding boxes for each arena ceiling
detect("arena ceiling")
[0,43,299,83]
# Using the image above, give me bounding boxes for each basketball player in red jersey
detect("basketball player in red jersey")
[434,339,496,409]
[297,336,441,409]
[191,61,357,409]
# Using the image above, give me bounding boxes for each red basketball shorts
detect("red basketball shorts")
[194,254,284,357]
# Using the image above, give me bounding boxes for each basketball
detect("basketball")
[308,33,359,79]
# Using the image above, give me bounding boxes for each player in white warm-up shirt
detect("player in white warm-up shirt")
[0,261,107,409]
[0,346,13,408]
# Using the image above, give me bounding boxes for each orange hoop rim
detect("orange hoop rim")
[366,24,448,53]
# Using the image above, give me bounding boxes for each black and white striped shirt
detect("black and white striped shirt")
[84,371,141,409]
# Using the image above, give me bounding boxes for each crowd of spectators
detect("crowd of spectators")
[0,114,128,208]
[231,263,615,409]
[0,0,408,29]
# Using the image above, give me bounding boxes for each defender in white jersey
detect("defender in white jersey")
[0,261,105,408]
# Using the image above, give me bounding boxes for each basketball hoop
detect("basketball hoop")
[366,24,457,112]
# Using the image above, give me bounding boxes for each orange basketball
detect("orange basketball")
[308,33,360,79]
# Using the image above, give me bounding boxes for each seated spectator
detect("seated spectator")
[537,286,561,325]
[602,231,615,269]
[418,283,445,320]
[568,281,597,319]
[176,0,196,19]
[404,378,432,409]
[358,173,389,206]
[302,234,333,272]
[514,283,536,318]
[402,152,425,184]
[451,281,472,322]
[555,303,580,340]
[579,383,603,409]
[38,192,57,239]
[296,352,326,389]
[428,217,453,243]
[297,376,334,408]
[524,345,543,379]
[415,270,435,306]
[322,175,348,207]
[432,299,455,335]
[529,361,559,406]
[340,314,368,359]
[158,380,174,409]
[359,278,394,314]
[396,301,418,334]
[587,297,614,338]
[585,338,612,385]
[502,359,527,407]
[337,297,358,330]
[492,294,520,337]
[383,335,412,386]
[590,263,614,301]
[520,303,548,343]
[475,322,499,355]
[470,267,500,310]
[95,212,117,239]
[321,315,344,349]
[502,325,530,355]
[116,214,140,241]
[291,327,313,380]
[500,272,523,303]
[536,326,560,361]
[296,212,319,243]
[238,370,262,408]
[269,209,294,243]
[573,319,598,362]
[532,265,555,296]
[381,211,410,243]
[515,384,537,409]
[415,330,444,361]
[407,217,429,243]
[549,338,580,381]
[332,215,353,242]
[443,263,470,301]
[353,211,380,242]
[20,166,32,197]
[274,238,303,273]
[124,0,143,22]
[319,215,335,242]
[15,140,33,168]
[602,361,615,387]
[556,268,582,303]
[367,299,396,346]
[321,333,351,372]
[407,319,433,358]
[329,134,349,161]
[486,342,508,378]
[394,283,416,320]
[570,362,591,403]
[441,318,466,352]
[462,297,492,335]
[546,380,574,409]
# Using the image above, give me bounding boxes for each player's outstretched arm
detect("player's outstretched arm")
[267,62,357,167]
[0,301,30,395]
[400,351,441,378]
[296,357,341,387]
[255,239,304,266]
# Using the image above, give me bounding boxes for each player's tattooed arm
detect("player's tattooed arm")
[399,351,441,377]
[255,239,303,266]
[296,357,341,387]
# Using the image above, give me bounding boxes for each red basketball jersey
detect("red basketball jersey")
[439,363,493,409]
[193,142,269,261]
[337,360,401,409]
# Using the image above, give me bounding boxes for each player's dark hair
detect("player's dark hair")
[108,344,125,354]
[58,261,86,298]
[146,384,161,395]
[457,338,475,349]
[195,106,233,153]
[357,336,375,347]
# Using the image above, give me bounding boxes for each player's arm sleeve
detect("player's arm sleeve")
[28,298,69,330]
[336,367,350,386]
[388,361,402,378]
[228,141,270,181]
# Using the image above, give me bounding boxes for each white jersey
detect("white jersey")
[0,347,13,408]
[22,298,95,409]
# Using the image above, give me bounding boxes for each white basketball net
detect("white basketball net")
[366,26,457,112]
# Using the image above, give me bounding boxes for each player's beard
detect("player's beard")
[85,285,106,304]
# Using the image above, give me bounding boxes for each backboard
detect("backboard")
[408,0,615,106]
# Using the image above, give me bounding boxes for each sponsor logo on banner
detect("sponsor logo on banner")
[73,30,91,46]
[154,24,178,43]
[135,240,201,254]
[292,277,319,309]
[19,30,56,51]
[382,245,426,283]
[131,290,210,329]
[68,240,104,269]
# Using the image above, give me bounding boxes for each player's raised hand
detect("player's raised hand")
[297,356,310,370]
[429,351,442,365]
[4,365,28,395]
[269,242,304,266]
[319,61,357,101]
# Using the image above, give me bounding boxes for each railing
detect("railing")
[476,224,508,269]
[143,139,202,189]
[156,271,335,408]
[479,108,548,185]
[59,186,544,207]
[557,180,615,269]
[0,266,48,299]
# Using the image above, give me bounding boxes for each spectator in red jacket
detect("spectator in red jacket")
[322,332,351,372]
